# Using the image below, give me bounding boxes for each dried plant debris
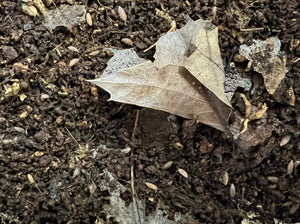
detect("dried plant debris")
[43,4,86,31]
[90,19,232,132]
[224,67,252,101]
[230,112,279,150]
[100,170,192,224]
[239,37,287,94]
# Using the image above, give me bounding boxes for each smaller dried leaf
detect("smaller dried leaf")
[287,160,294,175]
[22,4,38,17]
[118,6,127,21]
[27,174,35,184]
[69,58,80,67]
[162,161,173,169]
[145,182,158,191]
[222,171,229,186]
[178,168,188,178]
[86,12,93,26]
[230,183,236,197]
[280,135,291,147]
[121,38,133,46]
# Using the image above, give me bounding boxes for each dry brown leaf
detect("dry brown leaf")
[90,20,232,132]
[230,112,279,150]
[240,37,287,94]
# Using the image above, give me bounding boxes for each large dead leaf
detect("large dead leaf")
[90,19,232,132]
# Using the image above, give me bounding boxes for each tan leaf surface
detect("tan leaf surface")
[90,19,232,132]
[91,61,226,131]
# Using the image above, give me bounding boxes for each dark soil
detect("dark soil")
[0,0,299,223]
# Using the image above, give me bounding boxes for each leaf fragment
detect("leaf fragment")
[239,37,287,94]
[43,4,86,31]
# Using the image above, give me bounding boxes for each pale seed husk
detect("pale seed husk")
[69,58,80,67]
[178,168,188,178]
[121,146,131,154]
[86,12,93,26]
[118,6,127,21]
[222,171,229,186]
[280,135,291,147]
[230,183,236,197]
[145,182,158,191]
[22,4,38,17]
[287,160,294,175]
[27,174,35,184]
[267,176,279,183]
[121,38,133,46]
[68,46,80,52]
[162,161,173,169]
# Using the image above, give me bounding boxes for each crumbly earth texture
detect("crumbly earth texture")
[0,0,299,223]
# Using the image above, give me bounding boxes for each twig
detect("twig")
[144,8,176,53]
[130,110,141,224]
[240,27,264,32]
